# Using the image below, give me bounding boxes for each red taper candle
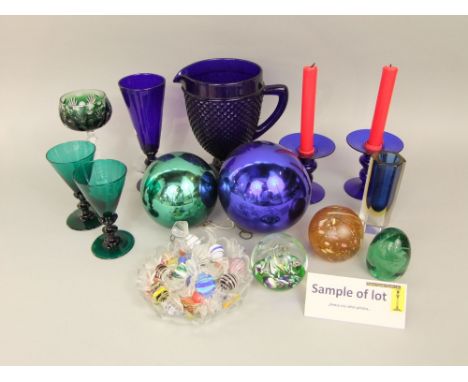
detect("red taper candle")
[299,64,317,157]
[365,65,398,152]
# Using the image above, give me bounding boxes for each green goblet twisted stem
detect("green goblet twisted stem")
[73,159,134,259]
[74,190,96,222]
[99,212,121,249]
[46,140,101,230]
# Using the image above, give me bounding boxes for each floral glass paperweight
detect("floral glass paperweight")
[73,159,134,259]
[251,233,307,291]
[46,140,101,230]
[366,227,411,281]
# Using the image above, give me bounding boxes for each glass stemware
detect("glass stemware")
[46,140,101,230]
[59,89,112,145]
[118,73,165,188]
[73,159,134,259]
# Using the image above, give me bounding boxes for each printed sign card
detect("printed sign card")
[304,272,407,329]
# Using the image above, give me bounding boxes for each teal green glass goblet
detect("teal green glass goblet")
[46,140,101,230]
[73,159,134,259]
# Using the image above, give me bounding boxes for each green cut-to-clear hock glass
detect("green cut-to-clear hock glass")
[366,227,411,281]
[59,89,112,144]
[73,159,134,259]
[46,140,101,231]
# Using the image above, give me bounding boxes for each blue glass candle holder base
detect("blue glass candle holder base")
[310,182,326,204]
[344,177,366,200]
[344,129,404,200]
[279,133,335,204]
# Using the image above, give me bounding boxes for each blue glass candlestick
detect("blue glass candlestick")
[279,133,335,204]
[344,129,404,200]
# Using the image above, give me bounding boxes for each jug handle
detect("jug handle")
[254,84,289,139]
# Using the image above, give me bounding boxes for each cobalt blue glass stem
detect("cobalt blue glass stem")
[358,152,371,189]
[118,73,165,166]
[299,156,326,204]
[279,133,335,204]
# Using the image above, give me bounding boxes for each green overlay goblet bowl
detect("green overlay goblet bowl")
[59,89,112,132]
[46,140,101,230]
[73,159,134,259]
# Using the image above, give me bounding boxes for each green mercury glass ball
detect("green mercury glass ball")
[366,227,411,281]
[141,152,218,228]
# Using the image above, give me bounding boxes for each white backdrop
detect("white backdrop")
[1,16,467,365]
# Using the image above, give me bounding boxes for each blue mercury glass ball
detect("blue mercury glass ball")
[141,152,217,228]
[218,141,312,233]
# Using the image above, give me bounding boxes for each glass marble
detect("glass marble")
[219,273,238,290]
[209,244,224,260]
[308,205,364,262]
[229,258,246,275]
[251,233,307,291]
[367,227,411,281]
[140,152,217,228]
[180,296,199,314]
[153,263,170,282]
[151,285,169,304]
[172,263,189,278]
[195,272,217,297]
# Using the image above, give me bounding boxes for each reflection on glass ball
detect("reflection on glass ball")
[141,152,217,227]
[218,141,312,233]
